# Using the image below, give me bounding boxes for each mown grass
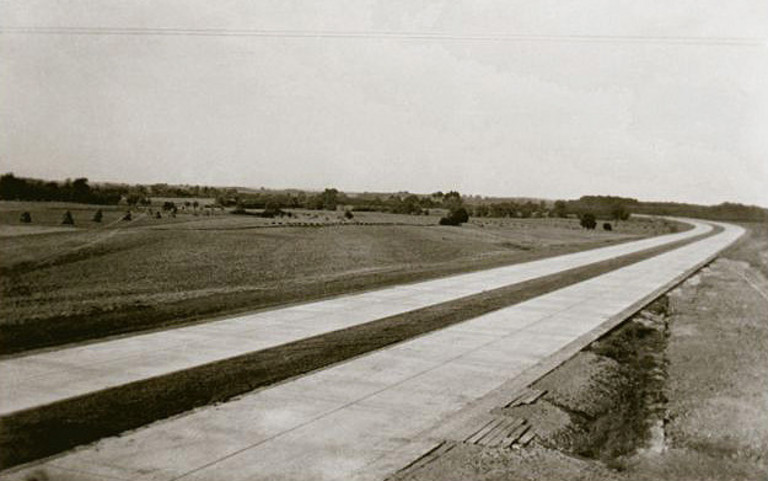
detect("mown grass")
[0,201,682,354]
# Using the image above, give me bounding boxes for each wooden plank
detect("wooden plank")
[420,441,456,467]
[516,429,537,447]
[482,418,526,447]
[465,417,505,444]
[504,388,532,408]
[476,417,520,446]
[463,417,499,443]
[517,388,547,405]
[501,423,530,448]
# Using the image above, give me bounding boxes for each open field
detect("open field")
[0,201,683,354]
[398,221,767,481]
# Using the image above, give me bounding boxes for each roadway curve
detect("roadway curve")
[0,219,744,478]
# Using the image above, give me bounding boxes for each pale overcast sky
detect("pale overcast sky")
[1,1,767,205]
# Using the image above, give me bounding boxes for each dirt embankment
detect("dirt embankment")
[400,222,768,481]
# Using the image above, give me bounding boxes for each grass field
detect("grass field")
[0,201,682,354]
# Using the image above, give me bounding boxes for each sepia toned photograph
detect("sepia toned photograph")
[1,1,766,480]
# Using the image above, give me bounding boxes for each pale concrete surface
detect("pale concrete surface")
[0,219,710,416]
[0,221,743,481]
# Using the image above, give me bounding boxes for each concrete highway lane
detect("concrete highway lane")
[0,220,743,480]
[0,219,710,418]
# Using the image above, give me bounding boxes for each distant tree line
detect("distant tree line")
[3,173,765,222]
[0,174,123,205]
[470,200,550,219]
[564,195,767,223]
[222,189,466,215]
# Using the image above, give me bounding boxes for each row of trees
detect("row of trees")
[0,174,123,205]
[223,189,466,215]
[4,174,765,222]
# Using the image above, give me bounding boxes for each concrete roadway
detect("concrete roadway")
[0,219,710,416]
[0,220,744,480]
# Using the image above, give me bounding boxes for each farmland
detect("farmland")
[0,201,682,354]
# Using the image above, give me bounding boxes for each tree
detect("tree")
[611,205,630,221]
[71,178,91,203]
[125,193,144,206]
[232,202,246,215]
[321,188,339,211]
[440,206,469,226]
[580,213,597,230]
[553,200,568,218]
[92,209,103,223]
[261,201,284,218]
[474,204,489,217]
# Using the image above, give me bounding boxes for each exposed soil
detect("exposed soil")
[402,221,768,481]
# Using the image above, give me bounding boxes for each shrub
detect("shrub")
[19,212,31,223]
[92,209,103,223]
[450,207,469,224]
[344,210,354,220]
[122,211,132,221]
[603,222,612,231]
[580,213,597,230]
[440,206,470,226]
[261,202,284,218]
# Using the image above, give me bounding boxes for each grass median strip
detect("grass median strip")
[0,226,720,470]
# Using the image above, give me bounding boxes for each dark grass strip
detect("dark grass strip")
[0,226,720,469]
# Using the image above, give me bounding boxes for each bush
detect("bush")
[92,209,103,223]
[122,211,132,221]
[20,212,31,223]
[451,207,469,224]
[344,210,354,220]
[440,206,470,226]
[260,202,285,218]
[580,213,597,230]
[603,222,612,231]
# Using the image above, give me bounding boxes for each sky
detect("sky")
[1,1,767,206]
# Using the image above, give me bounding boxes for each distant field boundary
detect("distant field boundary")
[0,224,721,470]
